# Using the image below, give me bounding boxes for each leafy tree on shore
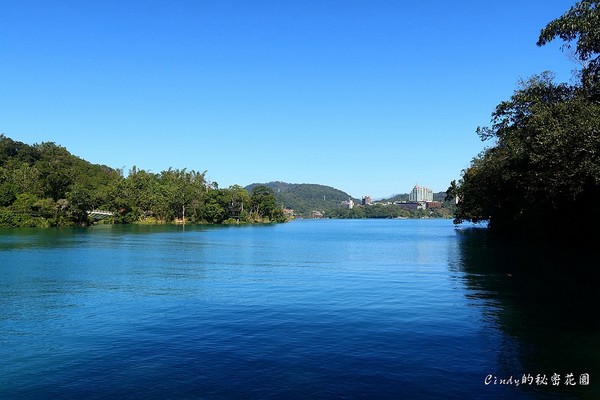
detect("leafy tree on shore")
[448,1,600,238]
[200,185,251,224]
[250,185,285,222]
[201,188,228,224]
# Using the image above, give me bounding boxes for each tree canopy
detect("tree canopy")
[537,0,600,99]
[0,134,285,227]
[448,1,600,240]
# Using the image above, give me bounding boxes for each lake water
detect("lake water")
[0,219,598,399]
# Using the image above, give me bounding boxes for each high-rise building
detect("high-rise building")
[362,196,372,205]
[409,185,433,202]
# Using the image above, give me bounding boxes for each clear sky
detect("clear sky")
[0,0,578,198]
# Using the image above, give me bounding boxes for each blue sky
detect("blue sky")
[0,0,577,198]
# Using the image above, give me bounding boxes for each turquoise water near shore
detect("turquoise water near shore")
[1,219,597,399]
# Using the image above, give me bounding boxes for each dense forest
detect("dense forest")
[0,135,285,227]
[447,0,600,243]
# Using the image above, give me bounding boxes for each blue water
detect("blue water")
[0,219,597,399]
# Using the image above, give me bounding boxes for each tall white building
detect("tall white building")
[409,185,433,202]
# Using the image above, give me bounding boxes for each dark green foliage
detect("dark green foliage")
[451,74,600,235]
[451,2,600,241]
[328,204,400,219]
[249,185,286,222]
[0,135,126,226]
[201,189,228,223]
[0,135,40,166]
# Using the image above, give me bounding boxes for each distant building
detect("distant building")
[362,196,373,205]
[409,185,433,202]
[397,202,420,211]
[397,202,426,210]
[341,199,354,209]
[426,201,443,209]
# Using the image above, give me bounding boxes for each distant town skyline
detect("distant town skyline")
[0,1,577,198]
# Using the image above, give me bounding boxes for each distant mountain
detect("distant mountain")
[245,182,357,217]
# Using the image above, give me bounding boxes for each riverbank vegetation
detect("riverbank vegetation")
[0,135,285,227]
[447,1,600,243]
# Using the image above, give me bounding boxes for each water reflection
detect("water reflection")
[450,227,600,399]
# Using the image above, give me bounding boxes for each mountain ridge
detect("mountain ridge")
[244,181,357,217]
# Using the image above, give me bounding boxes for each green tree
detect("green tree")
[450,1,600,239]
[67,184,94,224]
[154,168,207,222]
[10,193,39,214]
[35,143,75,202]
[250,185,285,222]
[450,72,600,234]
[224,185,250,222]
[201,188,228,223]
[537,0,600,98]
[0,166,17,206]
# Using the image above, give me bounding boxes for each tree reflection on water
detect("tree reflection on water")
[450,227,599,399]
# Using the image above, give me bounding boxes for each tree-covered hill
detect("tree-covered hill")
[0,135,122,225]
[245,181,358,217]
[0,134,284,227]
